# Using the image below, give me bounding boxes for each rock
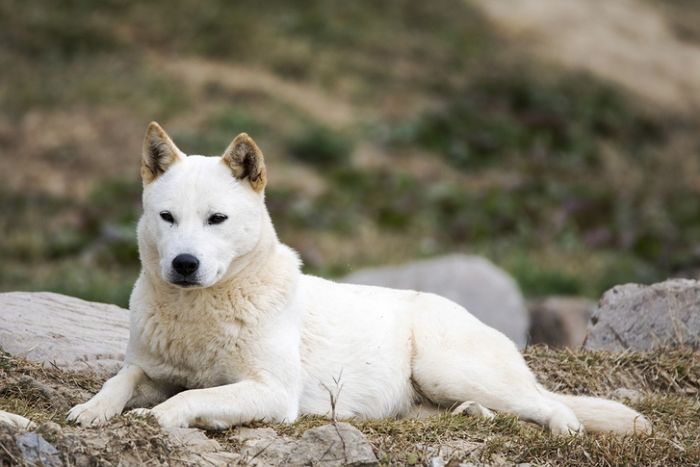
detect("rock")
[165,427,222,452]
[417,439,482,464]
[0,292,128,374]
[15,432,62,467]
[528,296,594,349]
[429,457,446,467]
[234,426,290,465]
[343,255,529,348]
[289,423,377,466]
[233,423,377,466]
[585,279,700,351]
[166,428,242,465]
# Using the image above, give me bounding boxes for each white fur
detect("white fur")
[0,410,35,430]
[68,146,651,436]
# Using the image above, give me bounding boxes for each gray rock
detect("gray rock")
[585,279,700,351]
[15,432,62,467]
[233,423,377,466]
[0,292,128,374]
[234,426,289,465]
[289,423,377,466]
[165,427,222,452]
[417,439,482,463]
[528,296,594,349]
[165,428,244,465]
[343,255,529,347]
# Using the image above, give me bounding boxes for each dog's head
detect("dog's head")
[138,122,268,288]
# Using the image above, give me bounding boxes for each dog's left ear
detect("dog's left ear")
[221,133,267,192]
[141,122,184,184]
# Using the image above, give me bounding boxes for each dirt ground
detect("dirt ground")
[1,346,698,466]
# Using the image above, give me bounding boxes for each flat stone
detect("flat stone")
[0,292,128,374]
[232,423,377,466]
[288,423,378,466]
[165,427,222,452]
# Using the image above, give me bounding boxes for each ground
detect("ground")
[1,347,698,466]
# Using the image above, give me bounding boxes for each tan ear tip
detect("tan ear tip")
[233,132,251,143]
[146,121,164,135]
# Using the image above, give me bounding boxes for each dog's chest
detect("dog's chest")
[135,306,250,389]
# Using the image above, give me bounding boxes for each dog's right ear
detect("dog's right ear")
[221,133,267,193]
[141,121,184,184]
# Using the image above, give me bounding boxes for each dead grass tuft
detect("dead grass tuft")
[525,345,700,395]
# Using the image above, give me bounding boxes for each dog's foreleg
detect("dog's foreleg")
[133,379,297,430]
[68,365,149,427]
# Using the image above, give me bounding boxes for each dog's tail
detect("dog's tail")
[546,389,652,435]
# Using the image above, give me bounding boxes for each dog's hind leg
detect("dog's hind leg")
[412,354,582,434]
[410,300,583,435]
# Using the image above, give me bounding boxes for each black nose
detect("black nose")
[172,254,199,277]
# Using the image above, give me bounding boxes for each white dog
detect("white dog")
[68,122,651,435]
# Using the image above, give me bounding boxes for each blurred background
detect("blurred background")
[1,0,699,313]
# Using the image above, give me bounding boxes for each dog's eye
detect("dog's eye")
[208,213,228,225]
[160,211,175,223]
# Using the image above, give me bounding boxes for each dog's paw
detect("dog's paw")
[67,398,122,427]
[0,410,36,430]
[451,401,496,419]
[129,404,190,429]
[128,408,153,419]
[548,407,584,436]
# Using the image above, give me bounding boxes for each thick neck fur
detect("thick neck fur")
[138,210,301,324]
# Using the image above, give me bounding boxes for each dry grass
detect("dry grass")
[526,345,700,395]
[1,347,699,466]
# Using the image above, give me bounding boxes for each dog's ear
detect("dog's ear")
[221,133,267,192]
[141,121,184,184]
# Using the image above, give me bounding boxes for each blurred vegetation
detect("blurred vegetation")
[289,124,353,168]
[1,0,699,307]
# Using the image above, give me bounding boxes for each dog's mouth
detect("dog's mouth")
[169,277,202,288]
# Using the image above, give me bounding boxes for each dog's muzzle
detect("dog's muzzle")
[170,254,201,287]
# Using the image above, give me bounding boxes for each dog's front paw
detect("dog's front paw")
[128,408,153,418]
[129,402,190,429]
[68,398,122,427]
